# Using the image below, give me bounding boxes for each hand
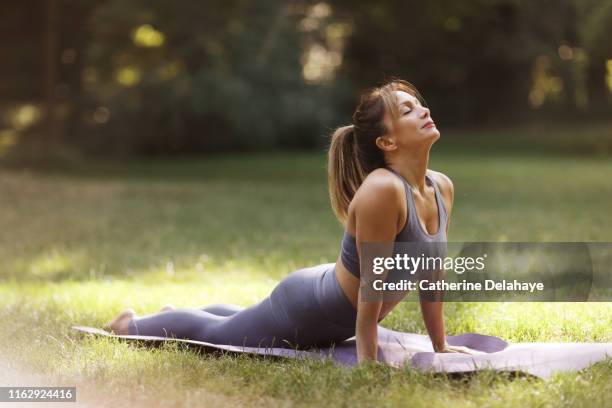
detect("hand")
[434,343,485,355]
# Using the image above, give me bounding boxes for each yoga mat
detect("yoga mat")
[71,325,612,379]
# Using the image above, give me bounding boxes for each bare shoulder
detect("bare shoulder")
[349,167,405,238]
[348,168,404,220]
[354,168,403,202]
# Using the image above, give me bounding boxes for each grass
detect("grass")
[1,131,611,407]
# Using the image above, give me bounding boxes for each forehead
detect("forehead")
[394,90,419,105]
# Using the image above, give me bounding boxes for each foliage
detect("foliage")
[77,0,347,154]
[0,0,610,156]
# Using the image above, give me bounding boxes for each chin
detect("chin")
[423,128,440,140]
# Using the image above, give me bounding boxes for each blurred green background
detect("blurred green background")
[1,0,611,160]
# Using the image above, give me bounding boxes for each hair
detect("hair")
[327,79,422,224]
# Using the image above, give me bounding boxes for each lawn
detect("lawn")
[1,133,611,407]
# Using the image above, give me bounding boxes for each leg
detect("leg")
[112,264,356,349]
[199,304,245,316]
[127,298,296,349]
[124,266,331,348]
[157,304,245,316]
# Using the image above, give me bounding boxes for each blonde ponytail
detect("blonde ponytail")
[327,125,366,225]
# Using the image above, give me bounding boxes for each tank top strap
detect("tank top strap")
[427,174,448,222]
[385,166,414,214]
[385,167,419,232]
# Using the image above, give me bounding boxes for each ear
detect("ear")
[375,135,398,152]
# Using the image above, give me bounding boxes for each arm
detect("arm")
[355,285,383,362]
[419,267,447,351]
[421,294,480,353]
[420,172,476,353]
[353,174,402,363]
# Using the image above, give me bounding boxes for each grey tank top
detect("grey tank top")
[340,167,449,278]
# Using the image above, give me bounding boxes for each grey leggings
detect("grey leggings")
[128,263,357,350]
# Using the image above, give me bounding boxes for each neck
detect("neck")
[387,144,431,192]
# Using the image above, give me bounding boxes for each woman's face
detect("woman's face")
[382,90,440,150]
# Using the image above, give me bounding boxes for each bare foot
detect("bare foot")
[103,308,137,335]
[159,304,175,312]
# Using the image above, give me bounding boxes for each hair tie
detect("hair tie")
[347,124,356,139]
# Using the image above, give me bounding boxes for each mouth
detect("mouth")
[421,120,435,129]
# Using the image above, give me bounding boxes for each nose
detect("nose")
[420,106,430,119]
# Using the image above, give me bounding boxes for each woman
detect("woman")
[105,79,475,363]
